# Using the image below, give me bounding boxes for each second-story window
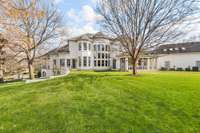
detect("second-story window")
[98,53,101,59]
[84,43,87,50]
[53,59,57,66]
[89,44,91,50]
[94,45,96,51]
[102,53,104,59]
[102,45,105,51]
[98,44,101,51]
[79,43,82,51]
[106,45,110,51]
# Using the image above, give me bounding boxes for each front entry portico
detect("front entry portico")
[119,56,157,71]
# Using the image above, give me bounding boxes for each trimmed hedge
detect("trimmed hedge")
[185,67,191,71]
[169,68,176,71]
[160,67,167,71]
[176,68,183,71]
[192,67,199,72]
[160,67,199,72]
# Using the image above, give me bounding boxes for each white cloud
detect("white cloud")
[67,8,79,22]
[67,24,97,37]
[66,5,102,37]
[82,5,103,23]
[53,0,63,4]
[91,0,98,4]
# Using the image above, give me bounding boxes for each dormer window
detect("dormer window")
[163,49,167,52]
[175,48,179,50]
[182,47,186,50]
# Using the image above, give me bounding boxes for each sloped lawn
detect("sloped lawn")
[0,71,199,133]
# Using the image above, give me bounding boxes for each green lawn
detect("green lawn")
[0,71,200,133]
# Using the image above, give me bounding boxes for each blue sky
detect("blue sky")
[52,0,200,41]
[52,0,101,37]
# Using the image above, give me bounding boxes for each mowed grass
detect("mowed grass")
[0,71,200,133]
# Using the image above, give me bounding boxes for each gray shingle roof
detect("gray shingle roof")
[41,45,69,57]
[69,32,112,41]
[155,42,200,54]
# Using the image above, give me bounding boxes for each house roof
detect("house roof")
[69,32,112,41]
[40,45,69,57]
[154,42,200,54]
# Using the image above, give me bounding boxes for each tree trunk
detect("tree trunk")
[132,59,137,76]
[28,61,35,79]
[0,69,3,82]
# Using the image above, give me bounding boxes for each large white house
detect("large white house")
[38,32,200,77]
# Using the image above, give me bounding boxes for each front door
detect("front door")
[72,59,77,69]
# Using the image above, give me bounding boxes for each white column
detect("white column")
[125,58,129,71]
[147,58,151,70]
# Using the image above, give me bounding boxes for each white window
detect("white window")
[163,49,167,52]
[88,43,91,50]
[164,61,170,69]
[105,60,108,66]
[78,57,81,67]
[182,47,186,50]
[98,53,101,59]
[169,48,173,51]
[60,59,65,67]
[106,45,110,51]
[94,45,96,51]
[102,60,105,67]
[53,59,57,66]
[98,45,101,51]
[79,43,82,51]
[175,48,179,50]
[84,43,87,50]
[107,45,110,51]
[102,45,105,51]
[98,60,101,67]
[196,61,200,68]
[102,53,105,59]
[67,59,71,67]
[88,57,91,67]
[83,56,87,67]
[94,60,97,67]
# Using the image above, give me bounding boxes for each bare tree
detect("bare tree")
[97,0,199,75]
[0,35,8,82]
[1,0,62,79]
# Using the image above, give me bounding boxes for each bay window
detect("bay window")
[83,56,87,67]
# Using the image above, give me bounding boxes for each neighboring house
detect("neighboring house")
[154,42,200,70]
[38,32,200,77]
